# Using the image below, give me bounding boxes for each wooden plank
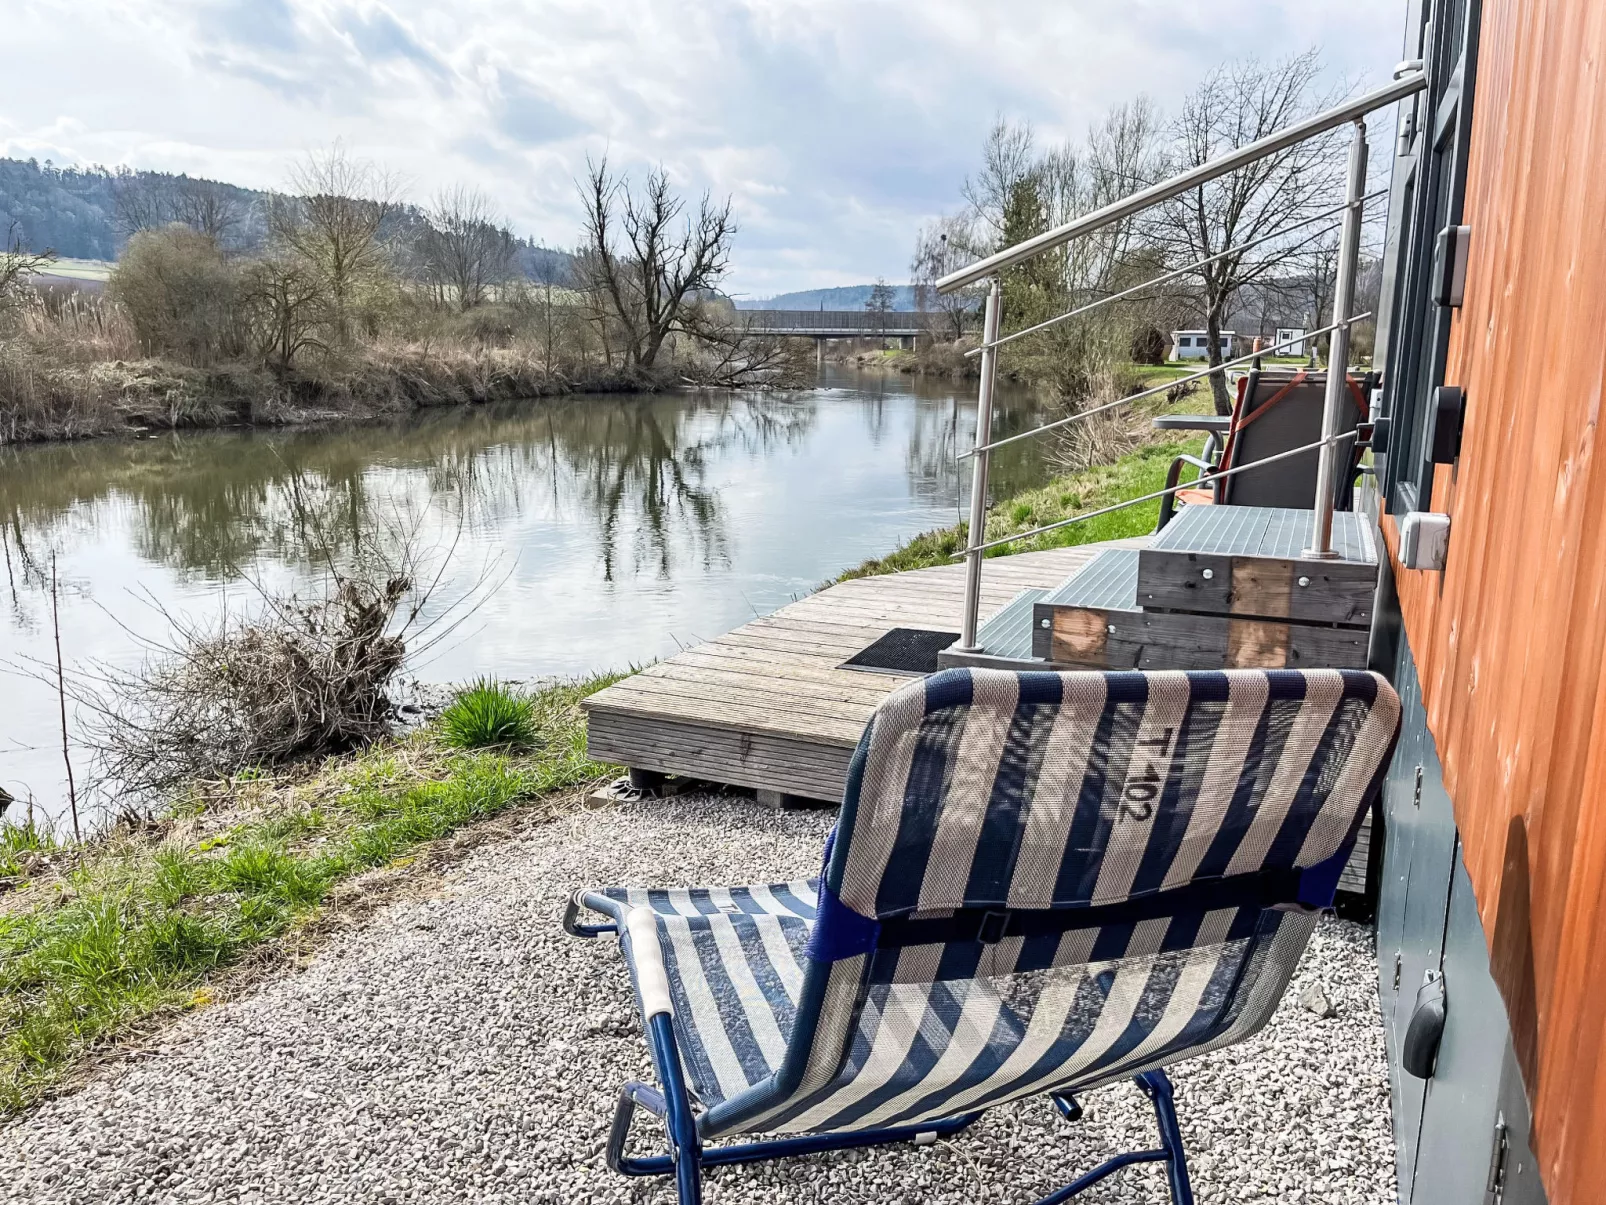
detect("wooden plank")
[1049,607,1112,665]
[586,710,851,801]
[1042,605,1368,671]
[1138,549,1375,627]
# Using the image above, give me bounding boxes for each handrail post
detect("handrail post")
[958,279,1003,652]
[1305,118,1369,559]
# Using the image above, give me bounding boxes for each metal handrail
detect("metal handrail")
[946,68,1428,652]
[958,313,1370,460]
[962,189,1387,359]
[960,429,1361,556]
[935,72,1426,294]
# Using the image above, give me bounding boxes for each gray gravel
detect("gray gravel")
[1,795,1395,1205]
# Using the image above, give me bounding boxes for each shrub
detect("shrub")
[1129,324,1168,365]
[440,680,537,749]
[108,226,241,365]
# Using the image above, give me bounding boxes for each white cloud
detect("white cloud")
[3,0,1408,295]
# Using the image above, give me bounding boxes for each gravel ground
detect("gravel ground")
[2,795,1396,1205]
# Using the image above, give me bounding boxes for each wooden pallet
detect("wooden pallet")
[1033,547,1370,671]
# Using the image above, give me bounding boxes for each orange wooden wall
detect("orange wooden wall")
[1381,1,1606,1200]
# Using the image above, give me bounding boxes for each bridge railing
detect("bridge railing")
[735,310,926,333]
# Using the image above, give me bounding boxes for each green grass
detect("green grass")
[838,434,1208,582]
[0,819,59,880]
[440,679,538,749]
[0,672,621,1114]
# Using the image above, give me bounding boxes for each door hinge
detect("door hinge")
[1413,765,1424,808]
[1485,1113,1509,1204]
[1392,952,1403,992]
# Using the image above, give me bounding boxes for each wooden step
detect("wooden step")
[1139,505,1378,628]
[1032,548,1368,671]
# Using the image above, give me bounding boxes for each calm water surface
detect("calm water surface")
[0,367,1057,823]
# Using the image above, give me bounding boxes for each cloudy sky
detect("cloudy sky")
[5,0,1408,297]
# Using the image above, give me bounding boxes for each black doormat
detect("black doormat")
[839,628,960,677]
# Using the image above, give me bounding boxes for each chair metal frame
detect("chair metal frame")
[564,899,1196,1205]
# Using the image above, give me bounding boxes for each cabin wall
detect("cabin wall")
[1381,0,1606,1200]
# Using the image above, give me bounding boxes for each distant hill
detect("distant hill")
[735,284,919,312]
[0,157,573,280]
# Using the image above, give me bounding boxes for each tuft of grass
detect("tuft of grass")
[0,818,59,880]
[439,679,538,750]
[0,671,622,1115]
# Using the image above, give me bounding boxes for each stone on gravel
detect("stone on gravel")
[0,794,1396,1205]
[1301,982,1339,1019]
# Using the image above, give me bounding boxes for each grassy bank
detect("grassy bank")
[838,390,1211,581]
[0,674,621,1114]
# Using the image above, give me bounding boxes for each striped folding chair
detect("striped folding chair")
[564,667,1400,1204]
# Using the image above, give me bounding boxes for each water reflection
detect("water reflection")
[0,368,1056,820]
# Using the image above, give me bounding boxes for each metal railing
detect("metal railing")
[945,70,1428,652]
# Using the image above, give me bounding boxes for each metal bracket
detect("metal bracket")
[1485,1113,1510,1204]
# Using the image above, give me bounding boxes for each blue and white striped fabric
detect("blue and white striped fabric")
[593,881,819,1109]
[582,667,1399,1140]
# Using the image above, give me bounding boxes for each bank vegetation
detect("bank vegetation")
[0,149,806,446]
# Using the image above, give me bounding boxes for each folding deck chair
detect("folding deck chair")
[565,666,1401,1204]
[1157,366,1375,529]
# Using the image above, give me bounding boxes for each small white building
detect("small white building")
[1272,327,1307,356]
[1170,330,1234,360]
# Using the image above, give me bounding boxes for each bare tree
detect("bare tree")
[575,157,736,371]
[172,178,245,246]
[1149,51,1345,413]
[963,118,1038,246]
[866,276,895,338]
[267,144,400,347]
[111,169,172,236]
[419,186,516,312]
[910,215,983,341]
[240,257,329,373]
[0,223,56,312]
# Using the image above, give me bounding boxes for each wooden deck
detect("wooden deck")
[582,536,1372,895]
[583,544,1106,802]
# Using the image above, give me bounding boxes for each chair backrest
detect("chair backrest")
[1219,368,1368,509]
[704,667,1399,1138]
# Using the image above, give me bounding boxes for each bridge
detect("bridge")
[730,310,928,366]
[734,309,928,338]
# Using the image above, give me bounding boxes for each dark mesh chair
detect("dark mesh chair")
[1158,367,1374,528]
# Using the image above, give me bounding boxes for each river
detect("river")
[0,367,1059,826]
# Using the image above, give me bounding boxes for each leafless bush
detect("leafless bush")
[57,493,500,808]
[84,573,409,801]
[1053,372,1199,473]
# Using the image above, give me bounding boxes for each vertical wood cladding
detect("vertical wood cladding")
[1383,2,1606,1200]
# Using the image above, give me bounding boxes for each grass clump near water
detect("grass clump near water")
[0,672,621,1115]
[440,679,538,749]
[838,433,1208,582]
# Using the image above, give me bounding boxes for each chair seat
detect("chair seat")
[595,881,819,1109]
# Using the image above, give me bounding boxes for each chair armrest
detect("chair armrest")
[563,889,620,938]
[1158,454,1218,530]
[625,907,675,1019]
